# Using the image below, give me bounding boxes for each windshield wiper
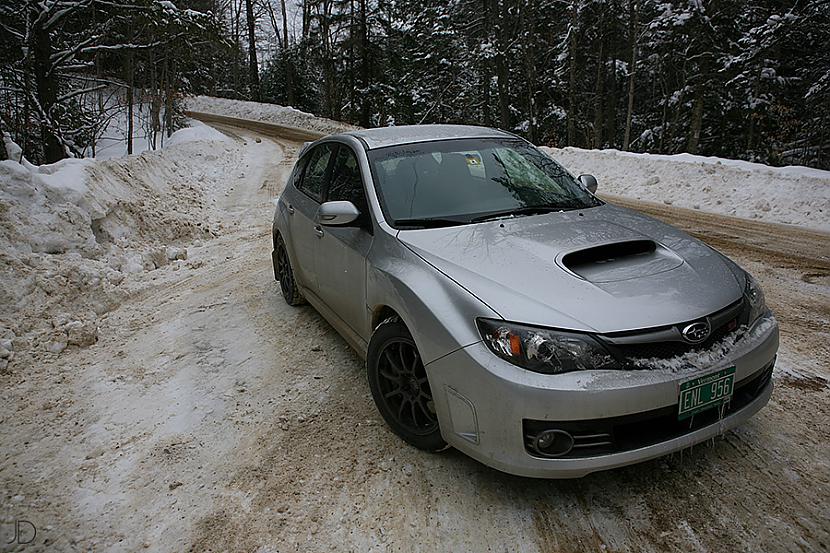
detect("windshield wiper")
[470,204,581,223]
[394,217,469,229]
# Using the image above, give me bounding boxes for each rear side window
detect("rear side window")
[298,144,334,202]
[327,146,369,218]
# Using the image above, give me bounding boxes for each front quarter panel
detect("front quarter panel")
[367,233,497,364]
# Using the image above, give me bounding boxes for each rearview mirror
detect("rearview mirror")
[316,201,360,226]
[578,174,598,194]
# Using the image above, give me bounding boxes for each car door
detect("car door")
[287,142,336,294]
[314,144,373,340]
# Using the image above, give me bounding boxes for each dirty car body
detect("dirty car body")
[271,125,778,478]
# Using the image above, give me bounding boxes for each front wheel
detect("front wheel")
[367,318,446,451]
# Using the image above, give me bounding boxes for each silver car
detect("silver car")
[271,125,778,478]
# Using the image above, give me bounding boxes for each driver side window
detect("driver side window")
[298,144,334,203]
[327,146,370,225]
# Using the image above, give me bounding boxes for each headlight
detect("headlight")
[744,272,767,323]
[476,319,616,374]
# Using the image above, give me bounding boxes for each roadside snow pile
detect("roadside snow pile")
[166,119,229,147]
[544,147,830,232]
[187,95,357,135]
[0,127,235,367]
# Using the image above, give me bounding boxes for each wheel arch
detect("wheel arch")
[370,305,402,331]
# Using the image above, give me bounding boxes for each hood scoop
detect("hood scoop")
[560,240,684,283]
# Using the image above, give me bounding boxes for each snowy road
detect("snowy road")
[2,121,828,552]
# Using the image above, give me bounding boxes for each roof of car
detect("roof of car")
[341,124,515,150]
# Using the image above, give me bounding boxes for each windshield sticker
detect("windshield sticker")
[464,153,482,166]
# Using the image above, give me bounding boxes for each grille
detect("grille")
[611,321,735,362]
[599,299,748,364]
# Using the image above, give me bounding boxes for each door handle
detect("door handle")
[287,203,295,215]
[314,225,324,238]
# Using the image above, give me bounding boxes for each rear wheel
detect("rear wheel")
[274,236,306,306]
[367,318,446,451]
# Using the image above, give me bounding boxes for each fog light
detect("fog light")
[533,429,575,457]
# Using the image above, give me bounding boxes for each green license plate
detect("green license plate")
[678,367,736,420]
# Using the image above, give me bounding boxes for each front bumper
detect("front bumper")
[425,315,779,478]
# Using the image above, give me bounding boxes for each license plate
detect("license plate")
[678,367,736,420]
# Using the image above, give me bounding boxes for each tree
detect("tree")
[0,0,222,163]
[622,0,638,151]
[244,0,261,100]
[2,0,827,168]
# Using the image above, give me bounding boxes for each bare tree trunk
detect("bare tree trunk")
[165,54,175,140]
[523,1,537,143]
[31,13,64,162]
[126,45,135,155]
[245,0,260,101]
[0,118,7,161]
[687,85,704,154]
[659,82,668,151]
[622,0,638,150]
[606,50,619,145]
[494,0,510,129]
[280,0,290,50]
[280,0,293,104]
[567,0,578,145]
[348,0,355,118]
[232,0,243,96]
[266,2,282,49]
[302,1,310,40]
[481,0,491,126]
[319,2,339,119]
[93,53,102,157]
[150,50,161,150]
[592,11,606,148]
[358,0,371,127]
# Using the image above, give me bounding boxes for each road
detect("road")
[1,120,827,552]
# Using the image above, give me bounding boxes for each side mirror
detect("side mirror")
[316,201,360,226]
[578,174,598,194]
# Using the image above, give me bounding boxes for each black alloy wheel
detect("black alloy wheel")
[367,319,446,451]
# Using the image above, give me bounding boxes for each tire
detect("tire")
[367,318,446,451]
[274,235,306,306]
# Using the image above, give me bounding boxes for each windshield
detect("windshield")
[367,138,601,227]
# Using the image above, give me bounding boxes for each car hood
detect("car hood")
[397,204,743,333]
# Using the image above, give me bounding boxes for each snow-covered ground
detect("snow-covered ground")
[0,120,233,365]
[186,95,357,135]
[544,146,830,232]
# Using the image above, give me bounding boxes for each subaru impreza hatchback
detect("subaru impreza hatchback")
[271,125,778,478]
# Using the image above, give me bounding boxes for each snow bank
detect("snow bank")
[93,111,230,159]
[166,119,230,147]
[544,146,830,232]
[0,128,239,366]
[186,95,357,135]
